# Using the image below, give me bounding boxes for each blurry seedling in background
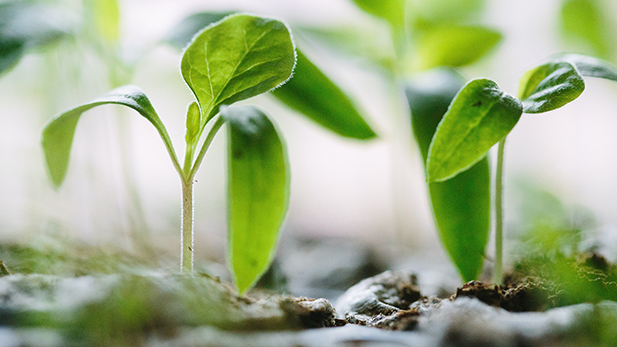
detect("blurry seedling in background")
[426,53,617,284]
[0,1,73,76]
[42,14,297,294]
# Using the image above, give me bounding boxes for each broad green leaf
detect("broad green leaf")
[222,106,289,295]
[272,50,376,139]
[42,85,175,187]
[351,0,405,29]
[163,11,234,49]
[407,69,490,281]
[414,26,501,70]
[553,53,617,81]
[0,2,72,75]
[518,61,585,113]
[181,14,295,124]
[560,0,615,60]
[90,0,120,43]
[427,78,522,182]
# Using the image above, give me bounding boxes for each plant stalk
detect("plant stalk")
[181,178,194,273]
[493,138,506,285]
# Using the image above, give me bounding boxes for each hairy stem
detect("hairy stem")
[181,178,194,273]
[493,138,506,285]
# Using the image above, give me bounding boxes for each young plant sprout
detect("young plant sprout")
[42,14,296,294]
[426,53,617,284]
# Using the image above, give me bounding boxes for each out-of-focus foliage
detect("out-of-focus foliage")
[413,26,501,70]
[272,51,377,139]
[407,0,485,29]
[0,1,74,76]
[162,11,233,49]
[351,0,405,29]
[560,0,616,60]
[407,70,490,281]
[87,0,120,44]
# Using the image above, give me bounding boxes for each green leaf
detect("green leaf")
[272,50,377,139]
[408,0,485,29]
[351,0,405,28]
[518,61,585,113]
[185,101,201,146]
[407,69,490,281]
[553,53,617,81]
[222,106,289,295]
[427,78,522,182]
[560,0,615,60]
[0,2,72,75]
[414,26,501,70]
[181,14,296,124]
[90,0,120,43]
[42,85,176,187]
[163,11,234,49]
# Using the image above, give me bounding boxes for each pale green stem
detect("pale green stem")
[493,138,506,285]
[181,178,194,273]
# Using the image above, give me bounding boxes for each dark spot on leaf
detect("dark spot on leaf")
[472,101,482,107]
[251,259,258,267]
[233,150,243,159]
[188,246,192,252]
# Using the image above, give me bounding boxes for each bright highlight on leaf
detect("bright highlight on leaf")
[222,106,289,295]
[518,61,585,113]
[272,50,377,139]
[427,78,522,182]
[407,70,490,282]
[553,53,617,81]
[181,14,296,124]
[42,85,176,188]
[415,26,501,71]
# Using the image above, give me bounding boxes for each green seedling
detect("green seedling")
[426,53,617,284]
[407,70,490,281]
[42,14,296,294]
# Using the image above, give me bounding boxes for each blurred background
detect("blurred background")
[2,0,617,282]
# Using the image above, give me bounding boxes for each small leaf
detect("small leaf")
[414,26,501,70]
[181,14,296,124]
[518,61,585,113]
[427,78,522,182]
[185,101,201,146]
[272,50,377,139]
[407,69,490,281]
[163,11,234,49]
[560,0,615,60]
[222,106,289,295]
[0,2,73,75]
[42,85,174,187]
[351,0,405,29]
[553,53,617,82]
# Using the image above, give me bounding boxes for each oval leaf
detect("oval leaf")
[42,85,175,187]
[415,26,501,71]
[519,61,585,113]
[407,70,490,281]
[553,53,617,82]
[272,50,377,139]
[0,2,73,75]
[181,14,296,123]
[222,106,289,295]
[427,78,522,182]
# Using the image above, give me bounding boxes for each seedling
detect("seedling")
[42,14,296,294]
[426,53,617,284]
